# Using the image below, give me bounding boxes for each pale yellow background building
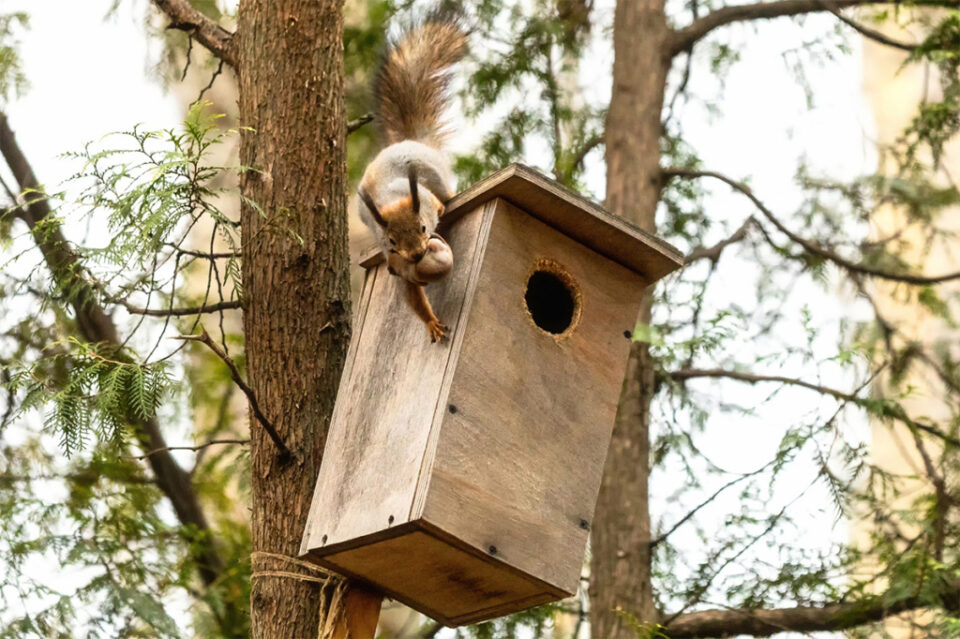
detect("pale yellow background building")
[856,9,959,635]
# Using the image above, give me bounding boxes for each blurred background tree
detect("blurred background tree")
[1,0,959,638]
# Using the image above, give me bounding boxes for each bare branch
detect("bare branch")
[908,428,950,559]
[664,167,960,285]
[670,367,960,448]
[165,244,239,259]
[0,171,17,203]
[651,460,772,547]
[670,0,936,55]
[0,472,155,486]
[347,113,375,134]
[135,438,250,460]
[181,34,194,81]
[663,498,798,626]
[671,367,856,400]
[829,8,918,51]
[664,51,695,127]
[0,356,15,433]
[193,58,225,106]
[119,298,242,317]
[685,217,753,265]
[663,592,947,638]
[151,0,239,70]
[174,327,293,461]
[557,133,606,184]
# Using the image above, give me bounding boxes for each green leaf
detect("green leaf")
[117,587,180,638]
[631,322,665,346]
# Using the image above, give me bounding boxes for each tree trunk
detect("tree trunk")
[590,0,671,636]
[237,0,351,637]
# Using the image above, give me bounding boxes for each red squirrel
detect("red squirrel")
[356,17,465,342]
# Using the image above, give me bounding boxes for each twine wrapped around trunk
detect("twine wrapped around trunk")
[251,551,345,638]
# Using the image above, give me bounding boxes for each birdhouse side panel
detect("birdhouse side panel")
[420,198,648,594]
[301,204,490,554]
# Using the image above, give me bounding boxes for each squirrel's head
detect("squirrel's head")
[359,166,444,265]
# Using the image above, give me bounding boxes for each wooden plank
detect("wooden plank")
[409,200,497,520]
[300,204,488,552]
[448,592,558,626]
[300,261,379,555]
[360,164,684,282]
[315,527,561,626]
[422,199,647,594]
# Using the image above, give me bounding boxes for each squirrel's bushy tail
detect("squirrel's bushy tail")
[374,17,466,147]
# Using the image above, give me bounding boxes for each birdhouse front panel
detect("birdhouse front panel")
[300,200,493,550]
[418,198,648,597]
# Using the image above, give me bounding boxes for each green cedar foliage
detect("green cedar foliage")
[0,12,26,104]
[1,104,251,636]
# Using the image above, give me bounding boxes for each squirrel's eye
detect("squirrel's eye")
[389,238,396,246]
[421,225,426,232]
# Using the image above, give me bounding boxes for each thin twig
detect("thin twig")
[151,0,238,69]
[120,298,242,317]
[828,7,917,51]
[135,438,249,460]
[167,244,239,259]
[664,48,694,127]
[0,472,155,485]
[670,0,950,55]
[0,368,14,432]
[651,459,774,546]
[670,367,960,448]
[558,133,605,184]
[347,113,375,134]
[664,167,960,285]
[685,216,753,264]
[174,327,292,460]
[0,172,17,203]
[193,59,225,106]
[181,35,194,81]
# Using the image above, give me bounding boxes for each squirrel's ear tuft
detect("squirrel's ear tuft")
[408,165,420,214]
[358,188,386,227]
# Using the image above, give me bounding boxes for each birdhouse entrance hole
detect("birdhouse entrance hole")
[524,260,581,336]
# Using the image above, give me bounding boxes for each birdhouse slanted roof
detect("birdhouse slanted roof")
[360,163,684,280]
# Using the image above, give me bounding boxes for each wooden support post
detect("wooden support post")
[334,585,383,639]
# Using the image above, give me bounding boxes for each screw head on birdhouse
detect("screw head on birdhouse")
[300,164,682,626]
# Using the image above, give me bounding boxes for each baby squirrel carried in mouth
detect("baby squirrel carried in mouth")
[356,16,466,342]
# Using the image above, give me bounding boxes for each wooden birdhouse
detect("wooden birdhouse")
[300,164,683,626]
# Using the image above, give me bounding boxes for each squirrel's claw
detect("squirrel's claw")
[428,320,448,343]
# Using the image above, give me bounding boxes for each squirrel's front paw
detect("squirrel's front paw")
[427,320,448,343]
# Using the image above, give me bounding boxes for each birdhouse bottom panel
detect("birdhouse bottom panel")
[304,521,568,626]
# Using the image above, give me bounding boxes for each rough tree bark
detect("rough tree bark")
[590,0,671,636]
[236,0,352,637]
